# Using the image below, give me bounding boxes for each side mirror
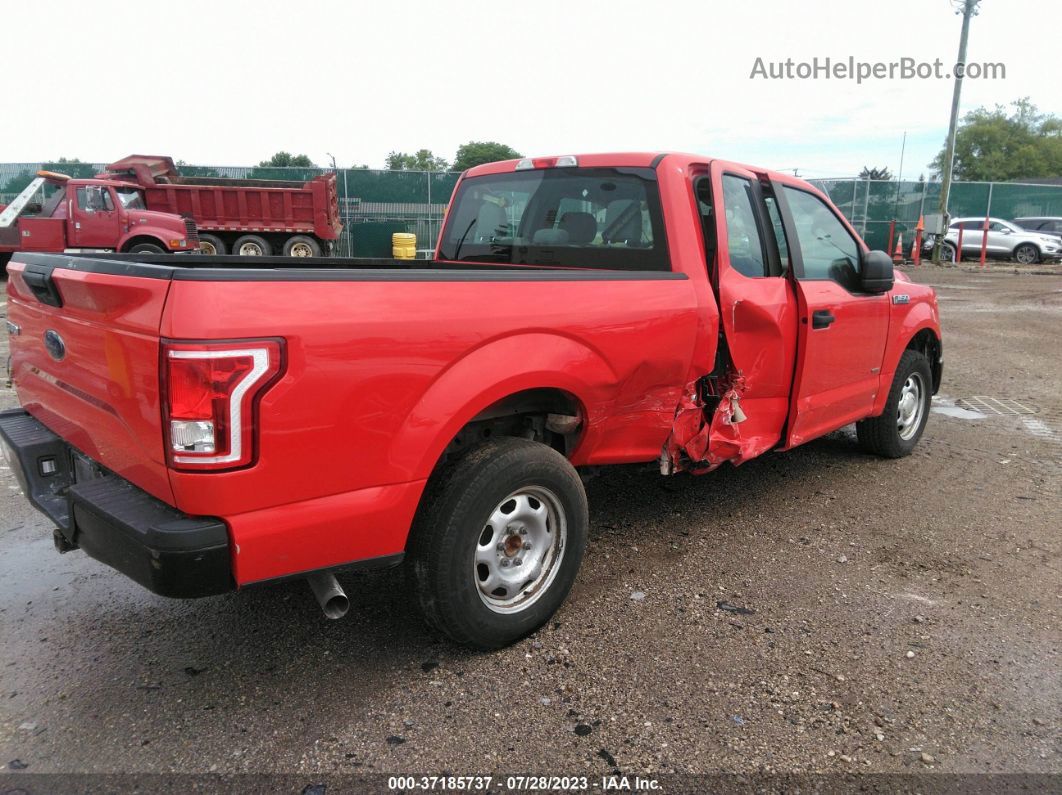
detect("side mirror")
[861,250,894,293]
[1000,227,1012,234]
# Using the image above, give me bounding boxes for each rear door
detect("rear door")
[775,182,889,448]
[6,257,174,501]
[70,185,120,248]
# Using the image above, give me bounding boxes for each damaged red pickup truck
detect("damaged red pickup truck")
[1,153,942,648]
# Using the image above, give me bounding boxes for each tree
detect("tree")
[385,149,450,172]
[258,151,316,168]
[452,141,522,171]
[859,166,893,181]
[930,98,1062,181]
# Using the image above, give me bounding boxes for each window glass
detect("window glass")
[721,175,767,277]
[438,167,668,270]
[764,194,789,271]
[782,187,861,286]
[115,187,145,210]
[76,186,111,212]
[961,220,983,231]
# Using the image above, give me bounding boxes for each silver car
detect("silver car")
[924,217,1061,264]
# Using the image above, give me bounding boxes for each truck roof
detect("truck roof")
[462,152,804,188]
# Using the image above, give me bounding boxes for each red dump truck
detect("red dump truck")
[98,155,342,257]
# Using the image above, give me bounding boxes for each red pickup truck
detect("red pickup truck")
[1,153,942,648]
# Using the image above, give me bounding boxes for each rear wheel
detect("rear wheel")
[408,437,588,649]
[198,234,227,256]
[856,349,932,458]
[282,235,322,258]
[128,242,165,254]
[233,235,272,256]
[939,242,957,263]
[1013,243,1039,265]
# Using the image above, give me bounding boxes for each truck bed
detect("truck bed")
[6,251,699,584]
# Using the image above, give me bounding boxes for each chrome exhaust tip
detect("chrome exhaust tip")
[307,573,349,619]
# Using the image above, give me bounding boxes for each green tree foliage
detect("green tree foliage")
[385,149,450,172]
[452,141,522,171]
[249,151,321,181]
[931,98,1062,181]
[859,166,893,181]
[258,151,316,168]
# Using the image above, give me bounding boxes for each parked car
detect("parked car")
[1013,216,1062,243]
[1,152,942,649]
[922,216,1061,263]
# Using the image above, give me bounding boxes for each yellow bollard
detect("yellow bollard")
[392,232,416,260]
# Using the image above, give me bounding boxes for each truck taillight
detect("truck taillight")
[161,339,284,471]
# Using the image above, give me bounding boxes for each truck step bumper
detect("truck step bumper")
[0,409,233,598]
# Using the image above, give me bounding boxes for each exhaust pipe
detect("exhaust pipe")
[307,573,349,619]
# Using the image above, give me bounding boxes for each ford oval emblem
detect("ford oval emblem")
[44,330,66,361]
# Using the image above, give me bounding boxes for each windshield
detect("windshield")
[437,167,669,270]
[115,187,146,210]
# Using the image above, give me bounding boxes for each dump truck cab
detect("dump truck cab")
[0,172,198,263]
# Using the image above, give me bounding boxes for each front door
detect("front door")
[70,185,120,248]
[700,162,797,462]
[776,182,890,448]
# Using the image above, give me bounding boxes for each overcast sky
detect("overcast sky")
[5,0,1057,177]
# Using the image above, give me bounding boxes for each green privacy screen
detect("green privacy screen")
[2,161,1059,257]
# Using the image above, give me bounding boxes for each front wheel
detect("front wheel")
[408,437,588,649]
[1013,243,1039,265]
[128,242,165,254]
[856,349,932,458]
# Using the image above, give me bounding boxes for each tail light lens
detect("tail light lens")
[162,339,284,471]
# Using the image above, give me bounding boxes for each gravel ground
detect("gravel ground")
[0,265,1059,784]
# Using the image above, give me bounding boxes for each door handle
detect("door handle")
[811,309,835,329]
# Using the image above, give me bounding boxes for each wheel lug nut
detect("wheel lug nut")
[501,559,511,568]
[514,558,523,566]
[523,542,532,550]
[519,528,528,535]
[496,543,506,552]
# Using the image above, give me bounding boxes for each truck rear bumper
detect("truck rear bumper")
[0,409,233,598]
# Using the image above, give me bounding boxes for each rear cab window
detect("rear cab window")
[437,167,669,270]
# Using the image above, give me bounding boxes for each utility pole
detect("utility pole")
[934,0,981,262]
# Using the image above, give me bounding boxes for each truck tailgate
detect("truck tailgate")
[6,259,174,502]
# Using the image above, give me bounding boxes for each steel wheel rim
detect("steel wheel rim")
[897,372,926,440]
[239,243,262,256]
[200,241,217,255]
[290,242,313,257]
[474,486,567,614]
[1015,246,1034,264]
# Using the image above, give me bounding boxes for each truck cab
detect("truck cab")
[0,172,198,265]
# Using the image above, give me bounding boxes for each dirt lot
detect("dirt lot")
[0,265,1059,787]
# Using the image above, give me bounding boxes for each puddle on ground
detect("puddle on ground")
[932,397,987,420]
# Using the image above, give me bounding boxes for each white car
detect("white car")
[924,217,1061,264]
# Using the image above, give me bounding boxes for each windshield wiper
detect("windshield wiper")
[451,217,478,261]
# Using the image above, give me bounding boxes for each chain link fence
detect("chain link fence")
[3,161,1061,257]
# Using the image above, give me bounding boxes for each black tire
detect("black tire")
[282,235,322,258]
[128,242,165,254]
[408,437,588,649]
[1013,243,1039,265]
[0,252,10,278]
[856,349,932,458]
[233,235,272,256]
[198,234,227,256]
